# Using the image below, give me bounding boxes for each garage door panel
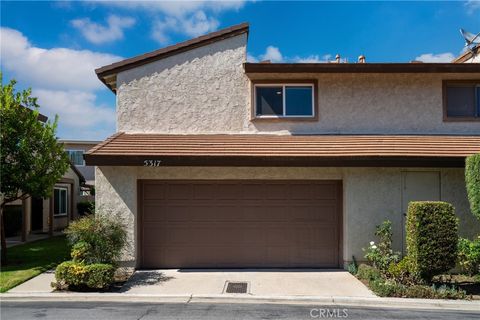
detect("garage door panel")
[140,180,341,268]
[242,183,268,199]
[311,184,338,199]
[165,184,193,199]
[143,185,166,200]
[265,184,288,199]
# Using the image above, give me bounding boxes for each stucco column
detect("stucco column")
[21,197,31,242]
[49,190,54,237]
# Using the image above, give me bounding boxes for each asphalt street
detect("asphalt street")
[1,301,479,320]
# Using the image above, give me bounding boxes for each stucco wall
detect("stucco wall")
[41,167,81,232]
[96,166,477,268]
[116,34,249,134]
[247,73,480,135]
[115,33,480,135]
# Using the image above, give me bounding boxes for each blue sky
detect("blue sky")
[1,1,479,140]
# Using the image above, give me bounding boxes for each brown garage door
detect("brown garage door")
[139,180,342,268]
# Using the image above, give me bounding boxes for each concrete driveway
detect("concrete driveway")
[121,269,374,297]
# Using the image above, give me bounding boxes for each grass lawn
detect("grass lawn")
[0,235,70,293]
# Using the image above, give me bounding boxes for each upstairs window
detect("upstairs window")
[444,81,480,121]
[67,150,85,166]
[254,83,316,119]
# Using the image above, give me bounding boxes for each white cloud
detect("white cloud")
[465,0,480,14]
[415,52,455,63]
[96,1,246,17]
[246,53,258,62]
[93,0,246,44]
[293,55,322,63]
[1,27,119,140]
[152,11,219,44]
[33,89,115,140]
[259,46,283,62]
[71,14,135,44]
[250,46,334,63]
[0,27,122,91]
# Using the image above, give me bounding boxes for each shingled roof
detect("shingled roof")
[85,133,480,167]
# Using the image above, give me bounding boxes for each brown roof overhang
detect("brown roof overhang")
[96,22,249,92]
[84,133,480,168]
[244,62,480,74]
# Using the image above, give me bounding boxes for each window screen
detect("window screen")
[54,187,68,216]
[285,86,313,116]
[67,150,84,166]
[255,84,314,117]
[445,84,480,119]
[256,86,283,116]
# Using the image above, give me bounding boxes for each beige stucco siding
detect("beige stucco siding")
[96,166,477,269]
[115,34,480,135]
[247,73,480,135]
[116,34,249,134]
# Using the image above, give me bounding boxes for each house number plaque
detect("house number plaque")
[143,160,162,167]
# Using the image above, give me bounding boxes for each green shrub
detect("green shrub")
[64,214,127,265]
[458,236,480,276]
[465,154,480,221]
[403,284,467,300]
[347,256,358,275]
[369,278,400,297]
[363,220,400,274]
[406,201,458,282]
[357,264,381,281]
[77,201,95,216]
[388,256,418,285]
[54,261,114,290]
[366,277,467,299]
[70,241,92,263]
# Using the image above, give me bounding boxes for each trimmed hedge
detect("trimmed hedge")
[465,154,480,221]
[458,236,480,276]
[54,261,114,290]
[406,201,458,282]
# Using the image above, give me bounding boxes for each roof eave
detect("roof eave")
[96,22,250,92]
[84,154,466,168]
[244,62,480,74]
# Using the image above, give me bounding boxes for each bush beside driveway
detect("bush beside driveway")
[0,236,70,293]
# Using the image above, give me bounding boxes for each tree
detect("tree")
[0,75,70,263]
[465,154,480,221]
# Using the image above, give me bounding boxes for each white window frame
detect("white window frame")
[54,187,68,217]
[67,149,85,166]
[254,83,315,118]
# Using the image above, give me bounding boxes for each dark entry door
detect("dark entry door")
[31,197,43,231]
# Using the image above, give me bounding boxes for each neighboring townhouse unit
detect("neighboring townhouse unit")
[86,23,480,270]
[59,140,101,187]
[5,114,86,239]
[454,45,480,63]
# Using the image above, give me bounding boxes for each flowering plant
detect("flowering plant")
[363,220,400,274]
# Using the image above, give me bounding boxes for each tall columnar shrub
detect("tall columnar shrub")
[406,201,458,282]
[465,154,480,221]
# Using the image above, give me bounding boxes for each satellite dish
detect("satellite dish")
[460,28,480,49]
